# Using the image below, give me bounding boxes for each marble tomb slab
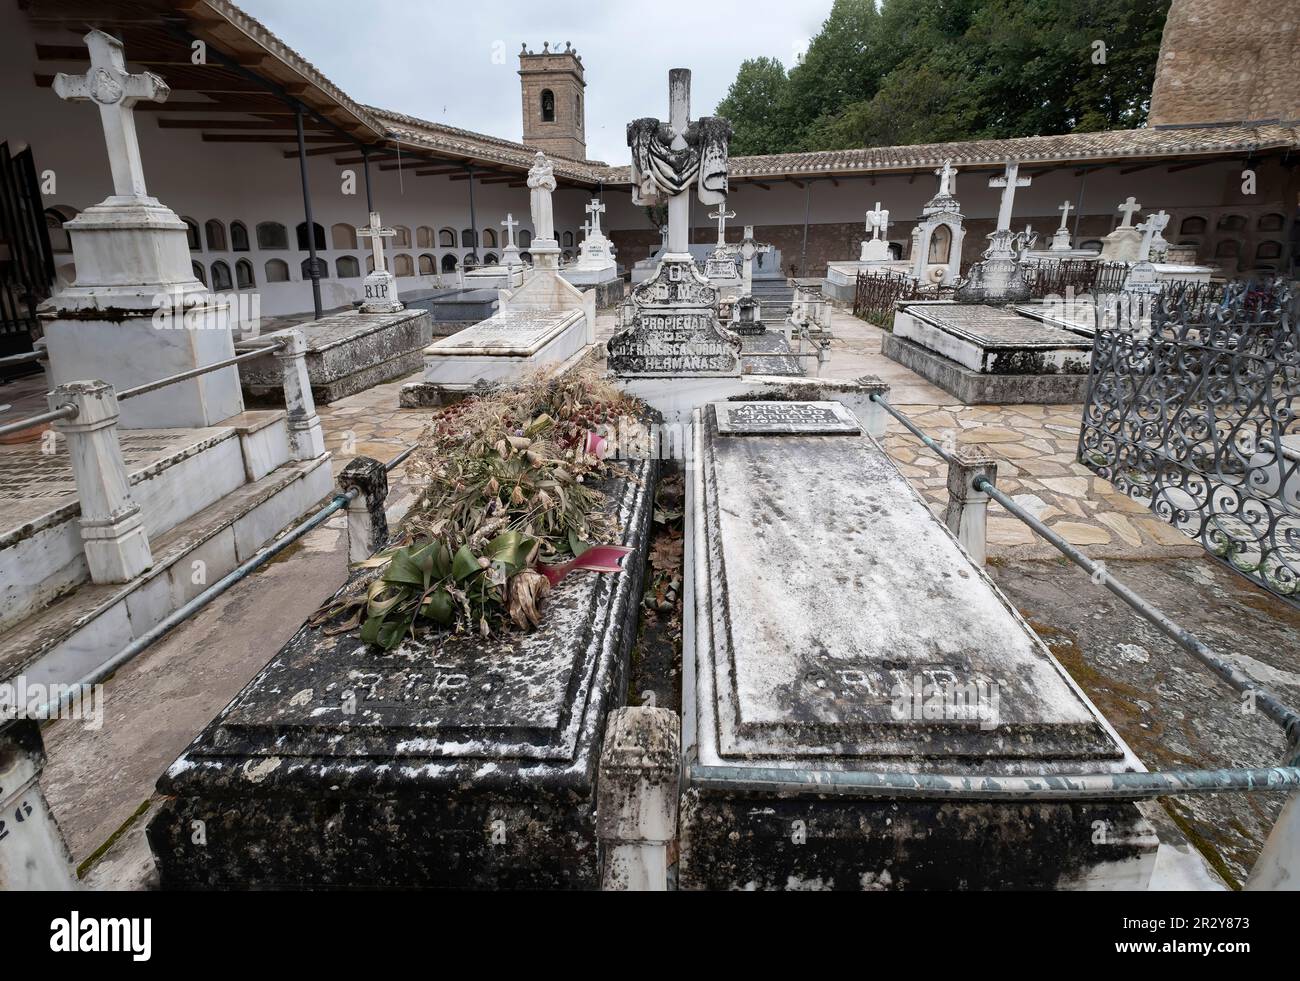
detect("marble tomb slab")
[420,310,589,391]
[738,333,804,377]
[681,402,1156,889]
[402,288,501,334]
[148,457,656,889]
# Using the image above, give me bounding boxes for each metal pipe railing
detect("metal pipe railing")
[0,350,46,370]
[0,403,77,441]
[117,342,283,402]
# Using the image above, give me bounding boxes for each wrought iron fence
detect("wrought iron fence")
[1023,258,1128,300]
[852,270,952,328]
[1079,281,1300,603]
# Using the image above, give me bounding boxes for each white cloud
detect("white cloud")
[237,0,829,163]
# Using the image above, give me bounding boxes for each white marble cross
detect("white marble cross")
[989,161,1031,233]
[501,213,520,249]
[935,161,956,198]
[52,30,171,199]
[865,202,891,240]
[581,219,595,240]
[709,202,736,246]
[357,211,395,275]
[1057,200,1074,230]
[585,198,606,237]
[1118,196,1142,228]
[1137,210,1170,262]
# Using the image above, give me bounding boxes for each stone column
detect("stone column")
[51,380,153,583]
[338,456,390,563]
[944,447,999,567]
[597,707,680,891]
[856,375,891,439]
[274,330,326,461]
[0,721,79,890]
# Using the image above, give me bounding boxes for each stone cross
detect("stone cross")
[1118,196,1142,228]
[357,211,395,275]
[989,161,1031,233]
[709,203,736,247]
[1057,200,1074,230]
[501,213,520,249]
[866,202,891,240]
[52,30,171,199]
[581,219,594,240]
[1137,210,1170,262]
[585,198,606,237]
[936,160,956,198]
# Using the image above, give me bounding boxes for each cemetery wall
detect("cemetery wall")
[1150,0,1300,126]
[606,156,1291,276]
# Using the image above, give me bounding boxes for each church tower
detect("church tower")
[519,42,587,161]
[1148,0,1300,126]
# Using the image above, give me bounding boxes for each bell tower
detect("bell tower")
[519,42,587,161]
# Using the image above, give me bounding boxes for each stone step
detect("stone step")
[0,454,334,692]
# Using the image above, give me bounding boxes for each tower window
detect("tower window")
[541,89,555,123]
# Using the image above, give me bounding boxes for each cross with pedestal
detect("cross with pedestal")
[357,211,403,313]
[1137,210,1170,262]
[501,213,520,249]
[709,203,736,247]
[1057,200,1074,231]
[989,161,1031,233]
[585,198,606,238]
[1118,196,1142,228]
[1051,200,1075,251]
[358,211,395,274]
[53,30,171,199]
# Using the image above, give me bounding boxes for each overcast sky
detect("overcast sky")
[237,0,831,163]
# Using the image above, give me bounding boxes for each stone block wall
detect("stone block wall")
[1149,0,1300,125]
[519,49,587,161]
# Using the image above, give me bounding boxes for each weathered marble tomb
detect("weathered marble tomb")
[148,458,656,889]
[680,401,1157,890]
[884,301,1092,405]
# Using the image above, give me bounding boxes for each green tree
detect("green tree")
[715,57,791,156]
[782,0,886,149]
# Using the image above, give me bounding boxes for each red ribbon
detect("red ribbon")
[540,545,635,587]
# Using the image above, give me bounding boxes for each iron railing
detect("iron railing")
[1078,281,1299,604]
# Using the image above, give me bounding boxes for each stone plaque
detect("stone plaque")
[607,256,742,377]
[714,401,858,436]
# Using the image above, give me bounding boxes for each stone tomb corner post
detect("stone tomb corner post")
[944,446,999,567]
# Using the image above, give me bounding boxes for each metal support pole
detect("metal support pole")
[296,106,323,320]
[800,179,812,279]
[466,165,479,265]
[1073,167,1089,241]
[362,145,374,213]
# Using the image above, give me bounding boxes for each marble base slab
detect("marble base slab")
[421,310,589,391]
[894,303,1092,375]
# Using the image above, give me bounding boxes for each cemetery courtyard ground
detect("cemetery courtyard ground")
[19,305,1295,891]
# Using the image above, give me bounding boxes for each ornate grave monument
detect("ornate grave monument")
[824,200,913,302]
[608,70,742,380]
[358,212,404,314]
[703,202,742,295]
[1050,201,1075,252]
[1123,211,1172,294]
[956,161,1031,303]
[681,400,1157,890]
[911,161,966,286]
[40,30,240,429]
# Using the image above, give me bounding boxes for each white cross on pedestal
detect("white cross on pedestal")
[936,161,956,197]
[52,30,171,199]
[357,211,395,274]
[709,203,736,246]
[1057,200,1074,230]
[865,202,891,240]
[501,213,520,249]
[1118,196,1142,228]
[1136,210,1170,262]
[989,161,1031,233]
[585,198,606,237]
[581,219,594,240]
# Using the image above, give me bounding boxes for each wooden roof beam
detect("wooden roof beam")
[201,133,340,144]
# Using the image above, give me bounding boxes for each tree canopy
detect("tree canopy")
[715,0,1171,155]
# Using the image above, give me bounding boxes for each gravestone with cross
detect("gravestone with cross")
[1050,200,1074,251]
[566,198,619,287]
[358,211,404,314]
[611,70,740,378]
[1124,210,1172,293]
[1102,196,1145,263]
[861,202,893,262]
[910,161,966,286]
[40,29,242,428]
[500,213,522,267]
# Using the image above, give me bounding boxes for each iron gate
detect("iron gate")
[0,142,55,372]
